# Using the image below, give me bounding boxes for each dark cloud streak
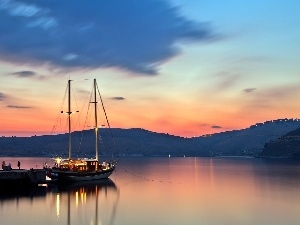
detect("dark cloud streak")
[11,70,36,77]
[111,97,125,101]
[0,0,217,75]
[243,88,256,93]
[7,105,32,109]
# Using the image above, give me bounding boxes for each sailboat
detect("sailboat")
[46,79,117,182]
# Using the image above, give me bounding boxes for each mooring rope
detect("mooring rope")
[122,169,186,185]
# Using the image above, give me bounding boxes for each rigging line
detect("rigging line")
[77,83,93,154]
[96,82,113,137]
[71,82,81,131]
[78,88,93,155]
[49,82,69,155]
[96,82,117,158]
[51,82,69,135]
[123,169,186,185]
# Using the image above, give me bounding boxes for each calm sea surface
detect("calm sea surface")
[1,157,300,225]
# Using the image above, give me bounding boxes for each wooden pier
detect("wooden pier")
[0,169,46,188]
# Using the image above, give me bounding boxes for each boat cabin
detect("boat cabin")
[57,159,100,172]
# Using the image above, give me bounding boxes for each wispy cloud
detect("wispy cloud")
[0,92,6,101]
[238,84,300,113]
[0,0,218,75]
[111,97,125,101]
[7,105,32,109]
[0,0,57,29]
[197,123,222,129]
[11,70,36,78]
[264,85,300,99]
[243,88,256,93]
[213,71,240,91]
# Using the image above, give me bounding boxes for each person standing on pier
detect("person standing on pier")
[17,161,20,169]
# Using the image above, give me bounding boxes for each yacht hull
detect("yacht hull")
[48,167,115,182]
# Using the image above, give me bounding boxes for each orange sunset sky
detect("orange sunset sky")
[0,0,300,137]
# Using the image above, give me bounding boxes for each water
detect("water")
[1,157,300,225]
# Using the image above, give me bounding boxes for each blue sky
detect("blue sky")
[0,0,300,137]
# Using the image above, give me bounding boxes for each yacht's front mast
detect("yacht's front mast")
[61,80,78,159]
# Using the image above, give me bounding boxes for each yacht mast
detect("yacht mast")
[68,80,72,159]
[92,79,99,161]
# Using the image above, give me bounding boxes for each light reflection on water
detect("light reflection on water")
[1,157,300,225]
[48,179,119,225]
[0,176,119,225]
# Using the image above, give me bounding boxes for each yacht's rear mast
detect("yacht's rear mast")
[90,79,99,161]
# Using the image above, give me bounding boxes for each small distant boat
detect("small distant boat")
[46,79,117,182]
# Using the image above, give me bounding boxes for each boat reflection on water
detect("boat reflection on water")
[47,179,120,225]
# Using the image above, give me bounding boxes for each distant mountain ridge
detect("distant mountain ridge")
[0,118,299,157]
[192,118,300,157]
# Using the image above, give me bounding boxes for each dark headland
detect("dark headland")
[1,118,300,159]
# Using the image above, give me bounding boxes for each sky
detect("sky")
[0,0,300,137]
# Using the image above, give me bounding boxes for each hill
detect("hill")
[260,126,300,158]
[192,118,300,157]
[0,118,299,157]
[0,128,188,157]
